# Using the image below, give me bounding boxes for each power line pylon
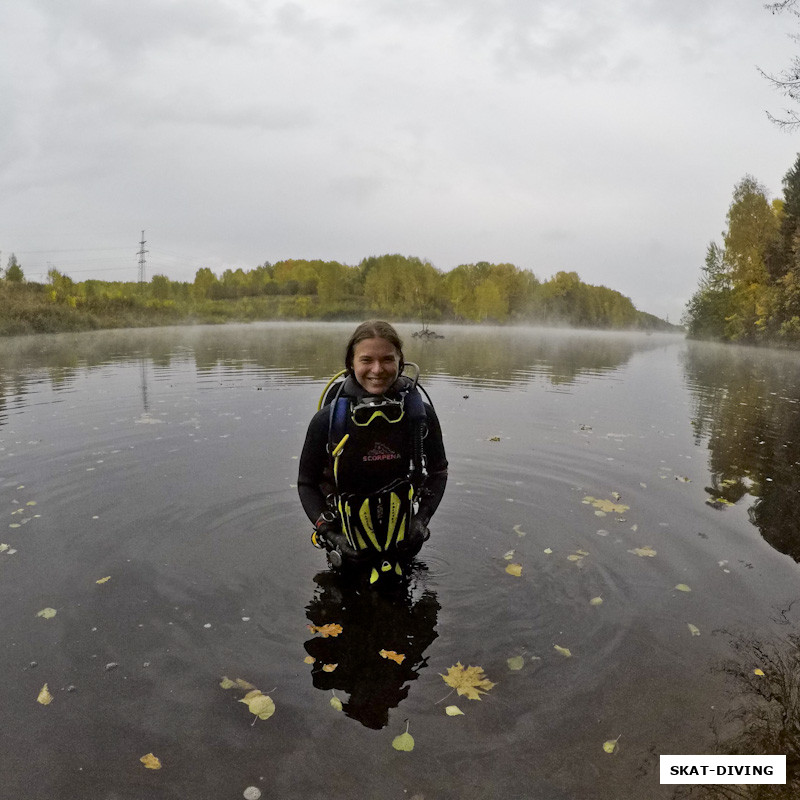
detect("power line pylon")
[137,230,148,283]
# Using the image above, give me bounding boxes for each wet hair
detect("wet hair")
[344,320,404,372]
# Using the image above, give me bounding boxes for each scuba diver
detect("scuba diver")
[297,320,448,584]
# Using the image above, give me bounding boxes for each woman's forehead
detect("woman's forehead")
[353,337,399,356]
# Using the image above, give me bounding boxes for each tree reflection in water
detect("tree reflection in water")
[677,622,800,800]
[303,567,439,730]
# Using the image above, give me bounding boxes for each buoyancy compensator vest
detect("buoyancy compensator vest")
[317,365,430,581]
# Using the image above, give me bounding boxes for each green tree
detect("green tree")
[193,267,219,299]
[5,254,24,283]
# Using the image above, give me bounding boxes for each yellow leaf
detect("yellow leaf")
[507,655,525,671]
[503,550,515,560]
[543,547,553,554]
[583,496,630,514]
[754,668,765,676]
[445,705,464,716]
[140,753,162,769]
[441,662,496,700]
[37,684,53,705]
[553,645,572,658]
[488,436,501,442]
[303,655,315,665]
[96,576,111,584]
[379,649,406,664]
[322,663,338,672]
[589,597,603,606]
[330,696,343,711]
[235,678,256,690]
[37,608,57,619]
[239,692,275,720]
[675,584,692,592]
[628,546,657,557]
[505,563,522,577]
[219,677,237,689]
[603,736,621,754]
[307,623,343,637]
[392,731,415,751]
[687,623,700,637]
[512,524,526,537]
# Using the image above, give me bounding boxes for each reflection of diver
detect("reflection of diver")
[298,321,448,586]
[304,568,440,729]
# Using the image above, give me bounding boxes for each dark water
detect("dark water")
[1,323,799,800]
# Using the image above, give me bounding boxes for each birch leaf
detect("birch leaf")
[628,546,657,557]
[219,677,237,689]
[392,731,415,751]
[589,597,603,606]
[554,645,572,657]
[37,607,57,619]
[307,623,343,637]
[37,684,53,705]
[675,584,692,592]
[140,753,162,769]
[754,668,765,676]
[505,563,522,577]
[379,649,406,664]
[687,623,701,636]
[507,655,525,671]
[603,736,621,754]
[512,524,526,537]
[239,692,275,720]
[96,576,111,584]
[445,705,465,716]
[330,695,343,711]
[503,550,515,560]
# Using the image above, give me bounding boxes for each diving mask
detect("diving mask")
[350,397,405,426]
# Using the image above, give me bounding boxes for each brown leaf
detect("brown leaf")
[307,623,343,638]
[379,649,406,664]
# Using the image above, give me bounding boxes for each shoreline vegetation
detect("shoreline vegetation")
[0,253,677,337]
[683,151,800,348]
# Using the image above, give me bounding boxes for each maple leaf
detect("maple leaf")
[440,662,496,700]
[379,649,406,664]
[307,623,343,638]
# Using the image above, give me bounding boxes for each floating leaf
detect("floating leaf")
[243,788,262,800]
[96,576,111,584]
[37,608,57,619]
[37,684,53,705]
[589,597,603,606]
[754,668,765,677]
[611,492,621,501]
[239,691,275,721]
[675,584,692,592]
[543,547,553,554]
[488,436,501,442]
[307,623,343,638]
[330,695,343,711]
[379,650,406,664]
[512,524,526,537]
[392,721,415,751]
[603,736,621,754]
[687,623,701,637]
[583,496,630,515]
[140,753,162,770]
[553,645,572,658]
[322,663,338,672]
[445,705,465,716]
[219,677,237,689]
[507,655,525,671]
[505,563,522,577]
[628,546,657,558]
[441,662,496,700]
[219,676,255,690]
[303,655,315,665]
[503,550,515,560]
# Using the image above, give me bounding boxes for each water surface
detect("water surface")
[1,323,799,800]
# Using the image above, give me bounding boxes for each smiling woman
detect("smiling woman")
[297,319,448,584]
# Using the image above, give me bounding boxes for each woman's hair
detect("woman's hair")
[344,320,404,372]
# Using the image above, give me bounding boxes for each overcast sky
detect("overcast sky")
[2,0,800,322]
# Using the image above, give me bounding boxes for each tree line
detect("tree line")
[683,153,800,345]
[1,252,672,336]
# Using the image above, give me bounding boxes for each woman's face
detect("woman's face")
[352,337,400,394]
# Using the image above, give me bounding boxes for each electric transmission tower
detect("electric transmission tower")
[137,230,148,283]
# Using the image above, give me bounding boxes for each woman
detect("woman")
[298,320,447,580]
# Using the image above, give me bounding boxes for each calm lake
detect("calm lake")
[2,322,799,800]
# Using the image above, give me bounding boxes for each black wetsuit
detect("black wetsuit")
[297,375,448,527]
